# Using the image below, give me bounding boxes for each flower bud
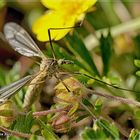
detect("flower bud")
[0,101,16,127]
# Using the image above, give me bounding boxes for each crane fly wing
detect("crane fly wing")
[4,22,44,58]
[0,75,32,104]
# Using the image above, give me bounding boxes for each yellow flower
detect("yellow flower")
[32,0,97,42]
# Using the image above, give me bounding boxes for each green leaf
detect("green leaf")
[65,31,99,76]
[81,119,120,140]
[29,135,45,140]
[133,34,140,58]
[134,60,140,68]
[76,114,89,123]
[94,99,103,115]
[11,112,35,133]
[5,62,21,85]
[134,109,140,119]
[81,127,107,140]
[129,129,140,140]
[96,119,119,139]
[0,0,6,9]
[82,98,94,108]
[81,98,95,117]
[0,66,8,86]
[136,71,140,77]
[42,129,58,140]
[38,119,59,140]
[7,136,24,140]
[99,32,113,76]
[50,43,89,73]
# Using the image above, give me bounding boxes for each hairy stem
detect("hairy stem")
[86,88,140,107]
[33,107,68,117]
[0,126,31,139]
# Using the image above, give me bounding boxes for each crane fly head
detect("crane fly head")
[57,59,74,66]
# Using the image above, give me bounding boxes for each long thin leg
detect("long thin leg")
[79,99,97,120]
[63,72,139,94]
[54,74,71,92]
[48,29,56,59]
[47,22,82,59]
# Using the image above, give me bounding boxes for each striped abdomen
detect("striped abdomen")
[23,71,47,110]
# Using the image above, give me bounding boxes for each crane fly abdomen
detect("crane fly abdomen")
[23,71,47,110]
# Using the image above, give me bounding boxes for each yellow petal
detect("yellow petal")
[33,0,97,41]
[41,0,62,10]
[80,0,97,13]
[41,0,97,12]
[32,11,77,41]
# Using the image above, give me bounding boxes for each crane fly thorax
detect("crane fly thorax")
[40,58,49,71]
[47,59,59,77]
[40,58,59,78]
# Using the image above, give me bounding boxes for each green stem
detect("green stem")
[85,18,140,50]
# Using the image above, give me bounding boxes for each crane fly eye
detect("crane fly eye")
[66,60,74,64]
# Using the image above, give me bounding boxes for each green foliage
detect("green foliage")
[5,63,21,84]
[134,59,140,76]
[0,67,7,86]
[11,112,35,133]
[81,127,107,140]
[81,119,120,140]
[129,129,140,140]
[134,109,140,119]
[29,135,45,140]
[38,120,59,140]
[134,34,140,58]
[134,60,140,68]
[96,119,119,139]
[65,31,99,76]
[76,114,89,123]
[46,43,83,73]
[94,99,103,115]
[0,0,5,9]
[136,71,140,77]
[82,98,95,116]
[99,32,113,76]
[7,136,24,140]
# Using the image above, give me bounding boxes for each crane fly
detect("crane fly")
[1,22,140,136]
[0,22,73,110]
[0,22,139,110]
